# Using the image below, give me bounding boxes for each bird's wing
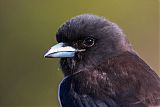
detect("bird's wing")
[59,79,149,107]
[59,78,118,107]
[65,94,117,107]
[59,77,148,107]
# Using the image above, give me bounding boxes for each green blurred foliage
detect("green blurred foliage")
[0,0,159,107]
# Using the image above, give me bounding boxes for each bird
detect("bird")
[44,14,160,107]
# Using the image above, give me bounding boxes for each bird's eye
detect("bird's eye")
[83,37,95,47]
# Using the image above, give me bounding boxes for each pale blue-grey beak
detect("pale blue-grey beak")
[44,43,81,58]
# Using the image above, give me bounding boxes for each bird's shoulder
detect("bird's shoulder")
[100,52,160,106]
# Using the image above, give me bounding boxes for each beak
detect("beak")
[44,42,78,58]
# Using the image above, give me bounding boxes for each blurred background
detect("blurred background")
[0,0,159,107]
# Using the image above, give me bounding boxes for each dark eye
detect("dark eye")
[83,37,95,47]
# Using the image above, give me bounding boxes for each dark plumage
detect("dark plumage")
[44,14,160,107]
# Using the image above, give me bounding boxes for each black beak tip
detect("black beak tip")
[44,56,52,58]
[44,54,50,58]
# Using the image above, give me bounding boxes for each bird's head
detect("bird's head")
[44,14,134,76]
